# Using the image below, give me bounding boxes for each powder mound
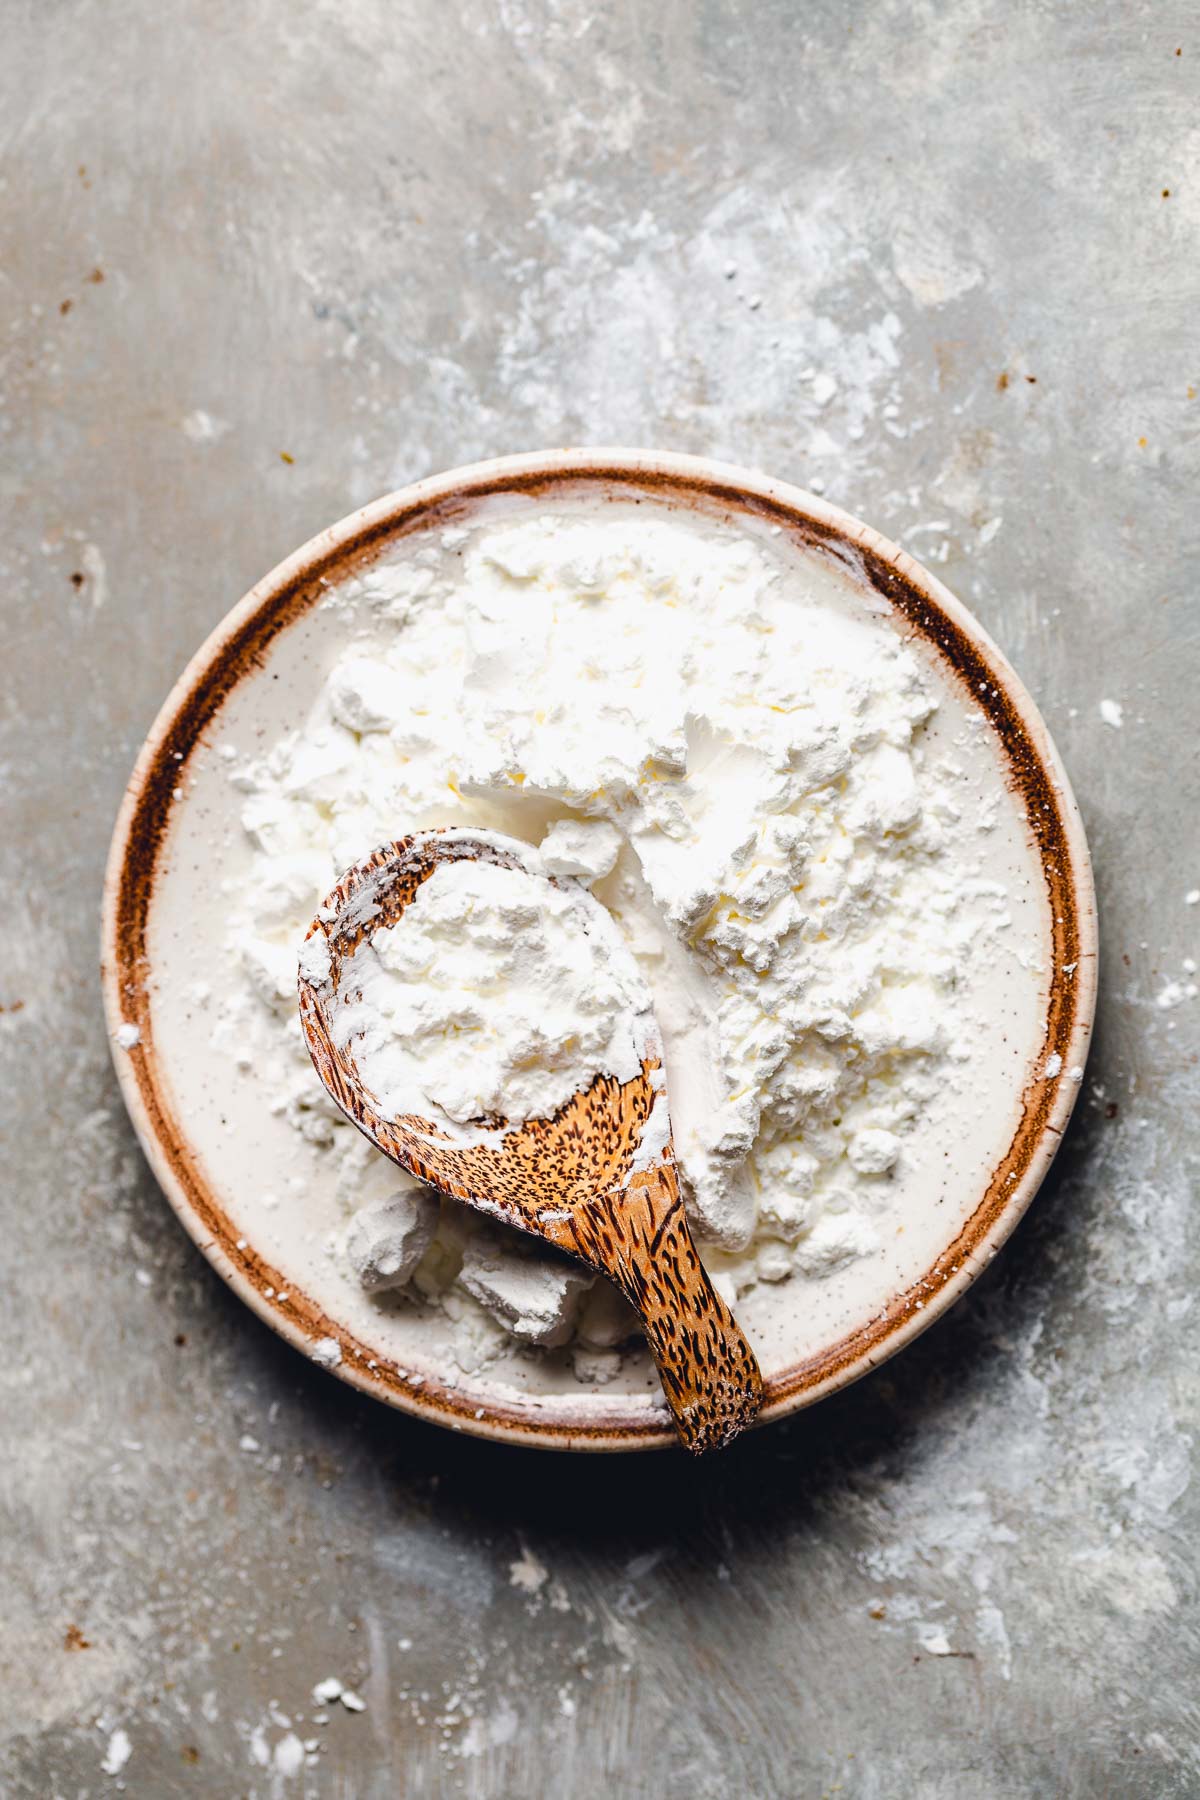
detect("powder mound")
[332,853,653,1131]
[216,505,1012,1359]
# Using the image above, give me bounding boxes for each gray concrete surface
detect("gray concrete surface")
[3,1,1198,1794]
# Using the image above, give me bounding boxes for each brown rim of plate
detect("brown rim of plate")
[100,449,1098,1453]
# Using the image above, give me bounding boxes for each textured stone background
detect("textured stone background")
[2,1,1198,1794]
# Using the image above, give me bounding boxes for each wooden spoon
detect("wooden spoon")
[297,827,764,1453]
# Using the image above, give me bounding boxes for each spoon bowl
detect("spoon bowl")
[298,826,765,1453]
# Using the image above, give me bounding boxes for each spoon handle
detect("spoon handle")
[560,1163,764,1454]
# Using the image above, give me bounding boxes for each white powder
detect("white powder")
[101,1728,131,1775]
[1099,698,1124,729]
[311,1676,365,1713]
[344,1187,438,1292]
[538,817,622,881]
[508,1547,550,1592]
[216,506,1009,1361]
[331,846,654,1132]
[273,1733,305,1777]
[459,1233,595,1346]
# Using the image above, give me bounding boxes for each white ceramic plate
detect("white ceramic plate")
[102,451,1097,1450]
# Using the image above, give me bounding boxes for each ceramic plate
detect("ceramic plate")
[102,451,1096,1450]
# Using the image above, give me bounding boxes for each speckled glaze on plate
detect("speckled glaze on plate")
[101,450,1097,1452]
